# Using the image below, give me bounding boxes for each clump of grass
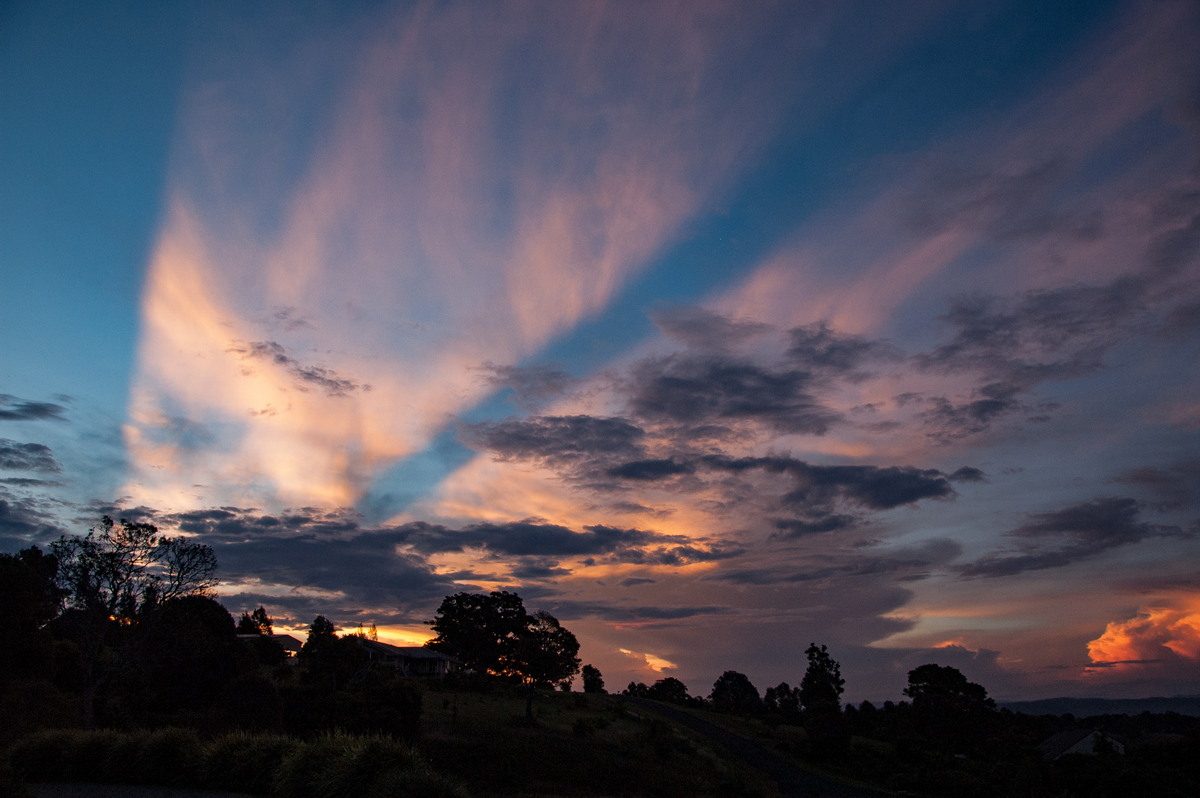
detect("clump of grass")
[131,727,203,785]
[9,729,79,780]
[201,730,294,794]
[100,730,150,783]
[272,732,434,798]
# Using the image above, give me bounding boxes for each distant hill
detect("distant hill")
[1001,695,1200,717]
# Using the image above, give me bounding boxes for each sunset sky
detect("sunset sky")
[3,0,1199,702]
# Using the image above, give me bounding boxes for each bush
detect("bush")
[131,727,203,785]
[272,733,429,798]
[201,730,294,794]
[10,729,77,780]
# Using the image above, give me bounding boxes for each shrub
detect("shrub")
[9,729,76,780]
[272,733,428,798]
[201,730,295,794]
[131,727,203,785]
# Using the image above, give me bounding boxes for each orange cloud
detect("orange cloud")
[1087,597,1200,668]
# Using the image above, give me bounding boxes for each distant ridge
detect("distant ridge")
[1001,695,1200,717]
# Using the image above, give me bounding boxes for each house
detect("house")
[355,638,458,676]
[237,632,303,663]
[1037,729,1125,760]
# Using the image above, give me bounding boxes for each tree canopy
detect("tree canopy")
[709,670,761,714]
[799,642,845,714]
[425,591,580,688]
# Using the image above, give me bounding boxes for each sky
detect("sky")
[2,0,1199,703]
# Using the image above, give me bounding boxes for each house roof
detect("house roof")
[1037,729,1119,760]
[356,637,456,661]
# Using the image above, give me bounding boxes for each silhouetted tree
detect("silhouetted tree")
[426,591,529,676]
[299,615,367,690]
[515,610,581,689]
[582,663,606,694]
[709,670,762,714]
[624,681,649,697]
[764,682,800,723]
[237,606,273,635]
[49,517,218,724]
[799,643,844,713]
[800,643,849,757]
[0,546,61,681]
[647,677,692,705]
[904,663,996,751]
[426,591,581,686]
[128,595,246,717]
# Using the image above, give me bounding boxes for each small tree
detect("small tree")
[581,664,605,694]
[709,670,761,714]
[647,676,692,705]
[800,643,848,757]
[799,643,844,714]
[237,606,273,635]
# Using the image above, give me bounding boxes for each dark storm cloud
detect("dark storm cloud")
[1113,460,1200,509]
[545,599,734,623]
[771,514,858,538]
[462,415,646,467]
[0,439,62,472]
[948,466,986,482]
[909,278,1151,440]
[0,394,68,422]
[712,538,962,586]
[700,455,954,510]
[627,355,840,434]
[479,362,577,407]
[786,322,893,375]
[651,306,771,352]
[394,519,743,566]
[396,519,653,557]
[606,458,695,481]
[0,495,67,545]
[228,340,371,397]
[959,497,1191,578]
[146,506,456,622]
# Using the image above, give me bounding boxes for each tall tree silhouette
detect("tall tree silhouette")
[50,517,218,724]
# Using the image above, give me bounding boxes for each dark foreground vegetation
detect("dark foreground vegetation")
[4,518,1200,796]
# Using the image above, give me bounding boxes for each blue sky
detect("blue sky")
[3,0,1199,702]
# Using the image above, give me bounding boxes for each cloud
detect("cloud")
[1087,598,1200,670]
[786,321,894,375]
[0,394,67,422]
[228,340,371,397]
[463,415,646,470]
[651,306,771,352]
[627,355,840,435]
[1113,460,1200,509]
[0,494,66,546]
[711,537,962,585]
[0,440,62,473]
[960,497,1191,578]
[479,362,577,409]
[606,458,695,481]
[700,455,954,511]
